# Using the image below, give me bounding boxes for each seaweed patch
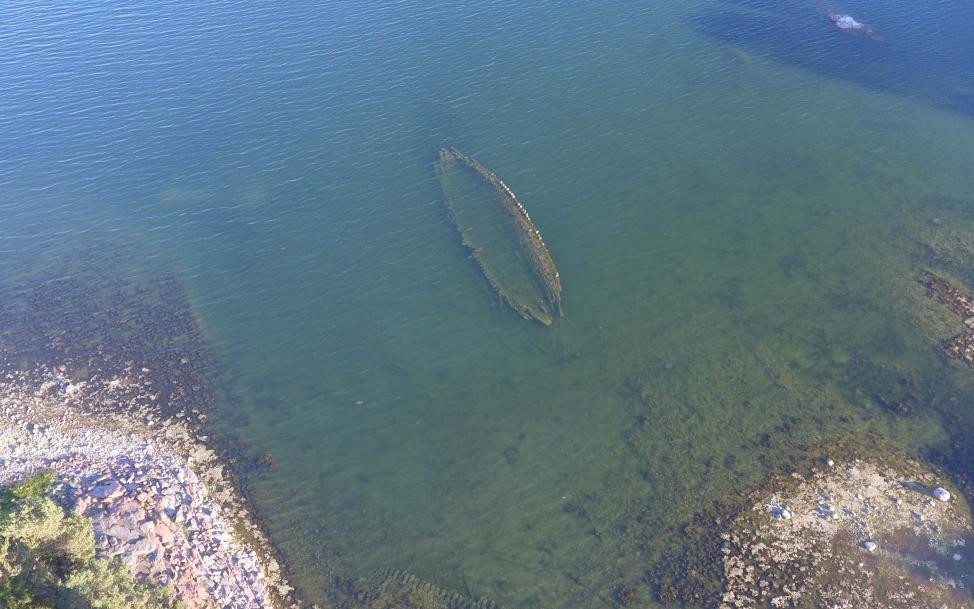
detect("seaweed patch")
[331,568,501,609]
[918,270,974,367]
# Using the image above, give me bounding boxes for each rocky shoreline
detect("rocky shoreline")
[0,364,297,609]
[718,456,974,609]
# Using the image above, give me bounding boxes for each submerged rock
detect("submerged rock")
[918,271,974,367]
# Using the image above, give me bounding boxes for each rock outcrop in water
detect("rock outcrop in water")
[436,148,562,325]
[828,13,872,33]
[717,458,973,609]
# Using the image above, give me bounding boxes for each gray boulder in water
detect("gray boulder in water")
[828,13,871,33]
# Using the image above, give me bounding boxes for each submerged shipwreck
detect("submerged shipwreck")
[436,147,562,325]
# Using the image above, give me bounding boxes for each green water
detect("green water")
[206,25,974,607]
[3,0,974,606]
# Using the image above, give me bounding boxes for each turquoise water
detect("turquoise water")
[3,0,974,606]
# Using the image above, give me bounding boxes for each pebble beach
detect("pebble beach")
[0,364,294,609]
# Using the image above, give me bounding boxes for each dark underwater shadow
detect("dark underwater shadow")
[692,0,974,119]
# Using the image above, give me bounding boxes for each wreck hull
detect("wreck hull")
[436,148,562,325]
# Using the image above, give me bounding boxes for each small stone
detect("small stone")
[129,538,156,556]
[862,541,877,552]
[104,524,137,542]
[825,458,835,467]
[954,553,963,561]
[933,487,951,502]
[91,480,122,499]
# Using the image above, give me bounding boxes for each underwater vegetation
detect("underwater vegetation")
[331,569,499,609]
[918,271,974,368]
[435,148,562,325]
[0,247,214,424]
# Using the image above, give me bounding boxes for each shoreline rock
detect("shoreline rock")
[0,364,298,609]
[718,458,973,608]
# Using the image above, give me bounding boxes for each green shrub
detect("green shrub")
[0,577,46,609]
[0,493,95,603]
[61,559,181,609]
[0,472,56,519]
[0,474,183,609]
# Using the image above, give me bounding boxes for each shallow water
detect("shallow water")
[3,0,974,606]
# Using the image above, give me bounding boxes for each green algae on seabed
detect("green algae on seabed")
[435,148,562,325]
[332,569,500,609]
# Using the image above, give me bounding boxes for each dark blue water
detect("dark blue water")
[3,0,974,606]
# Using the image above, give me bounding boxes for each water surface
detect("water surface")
[3,0,974,606]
